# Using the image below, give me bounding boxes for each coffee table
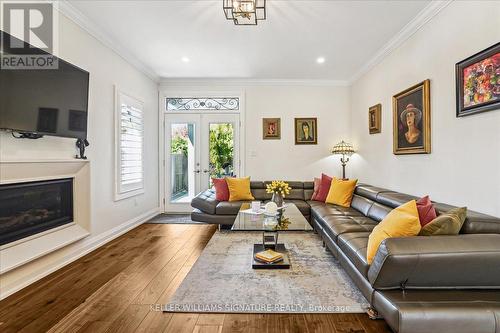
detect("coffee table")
[231,203,313,269]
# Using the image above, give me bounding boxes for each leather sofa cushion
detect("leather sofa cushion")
[351,194,374,216]
[250,181,265,189]
[191,189,219,214]
[372,289,500,333]
[320,215,377,243]
[304,189,314,201]
[368,234,500,290]
[367,202,392,222]
[311,203,364,219]
[191,209,236,225]
[337,232,371,277]
[354,184,392,201]
[376,191,419,209]
[251,189,271,201]
[216,201,249,215]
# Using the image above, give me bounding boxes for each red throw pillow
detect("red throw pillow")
[416,195,437,227]
[315,173,333,202]
[311,177,321,200]
[212,178,229,201]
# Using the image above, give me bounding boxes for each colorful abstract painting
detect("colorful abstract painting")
[456,43,500,116]
[463,53,499,108]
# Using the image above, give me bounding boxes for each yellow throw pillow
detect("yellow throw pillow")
[367,200,421,264]
[325,178,358,207]
[225,177,255,202]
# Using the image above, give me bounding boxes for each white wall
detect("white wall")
[0,13,159,296]
[160,82,352,181]
[350,1,500,217]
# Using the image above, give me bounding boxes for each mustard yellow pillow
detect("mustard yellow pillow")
[367,200,421,264]
[325,178,358,207]
[225,177,255,202]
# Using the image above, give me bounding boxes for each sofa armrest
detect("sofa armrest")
[368,234,500,290]
[191,189,219,215]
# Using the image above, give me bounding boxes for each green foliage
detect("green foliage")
[209,124,233,177]
[171,135,188,156]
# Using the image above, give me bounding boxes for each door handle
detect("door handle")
[203,169,209,173]
[194,169,200,173]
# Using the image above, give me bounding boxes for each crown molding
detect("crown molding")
[159,78,350,87]
[57,0,160,83]
[347,0,453,85]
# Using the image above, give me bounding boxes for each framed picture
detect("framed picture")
[456,42,500,117]
[368,103,381,134]
[294,118,317,145]
[393,80,431,155]
[262,118,281,139]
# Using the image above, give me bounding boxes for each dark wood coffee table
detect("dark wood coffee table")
[231,203,313,269]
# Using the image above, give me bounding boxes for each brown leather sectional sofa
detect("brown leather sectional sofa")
[191,181,500,333]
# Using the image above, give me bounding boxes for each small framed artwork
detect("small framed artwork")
[368,104,381,134]
[393,80,431,155]
[294,118,317,145]
[262,118,281,139]
[456,42,499,117]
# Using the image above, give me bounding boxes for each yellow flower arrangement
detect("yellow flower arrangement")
[266,180,291,197]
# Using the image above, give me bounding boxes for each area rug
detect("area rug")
[164,231,369,313]
[147,214,205,224]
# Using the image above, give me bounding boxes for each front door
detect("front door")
[165,113,240,212]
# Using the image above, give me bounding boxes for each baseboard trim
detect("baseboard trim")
[0,207,160,300]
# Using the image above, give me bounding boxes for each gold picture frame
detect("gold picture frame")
[294,118,317,145]
[393,79,431,154]
[368,104,381,134]
[262,118,281,139]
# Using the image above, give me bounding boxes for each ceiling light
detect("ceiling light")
[223,0,266,26]
[316,57,325,64]
[181,57,190,63]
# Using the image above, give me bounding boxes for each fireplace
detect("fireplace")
[0,178,74,246]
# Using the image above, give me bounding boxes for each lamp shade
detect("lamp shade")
[332,140,355,156]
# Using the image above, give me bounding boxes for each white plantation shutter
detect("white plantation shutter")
[115,90,144,200]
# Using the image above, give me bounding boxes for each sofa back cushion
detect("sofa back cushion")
[250,181,271,201]
[303,181,314,201]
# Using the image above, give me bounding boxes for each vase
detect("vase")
[271,193,284,208]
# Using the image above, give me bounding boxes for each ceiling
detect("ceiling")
[67,0,432,81]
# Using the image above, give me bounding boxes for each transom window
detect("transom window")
[166,97,239,111]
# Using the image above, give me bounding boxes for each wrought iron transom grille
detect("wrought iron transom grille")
[166,98,240,111]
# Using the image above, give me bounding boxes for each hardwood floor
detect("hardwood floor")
[0,224,392,333]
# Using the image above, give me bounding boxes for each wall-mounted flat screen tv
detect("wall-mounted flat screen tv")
[0,32,89,139]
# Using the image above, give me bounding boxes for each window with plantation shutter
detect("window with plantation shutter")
[115,90,145,200]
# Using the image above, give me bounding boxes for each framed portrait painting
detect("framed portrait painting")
[456,42,500,117]
[393,80,431,155]
[262,118,281,139]
[294,118,317,145]
[368,103,381,134]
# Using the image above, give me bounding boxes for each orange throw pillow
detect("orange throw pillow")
[325,178,358,207]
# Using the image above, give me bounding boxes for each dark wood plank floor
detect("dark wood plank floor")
[0,224,392,333]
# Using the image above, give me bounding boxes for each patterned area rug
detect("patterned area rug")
[164,231,369,313]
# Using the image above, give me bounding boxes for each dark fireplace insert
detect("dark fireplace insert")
[0,178,74,246]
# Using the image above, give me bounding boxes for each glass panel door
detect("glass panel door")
[200,114,240,191]
[165,114,200,212]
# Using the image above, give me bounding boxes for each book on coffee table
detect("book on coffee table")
[255,249,283,263]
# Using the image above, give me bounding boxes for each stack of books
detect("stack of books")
[254,249,283,264]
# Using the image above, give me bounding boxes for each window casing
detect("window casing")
[115,90,144,200]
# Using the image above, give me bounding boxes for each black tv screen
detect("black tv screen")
[0,35,89,139]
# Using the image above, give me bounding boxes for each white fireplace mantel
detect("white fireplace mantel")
[0,159,91,274]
